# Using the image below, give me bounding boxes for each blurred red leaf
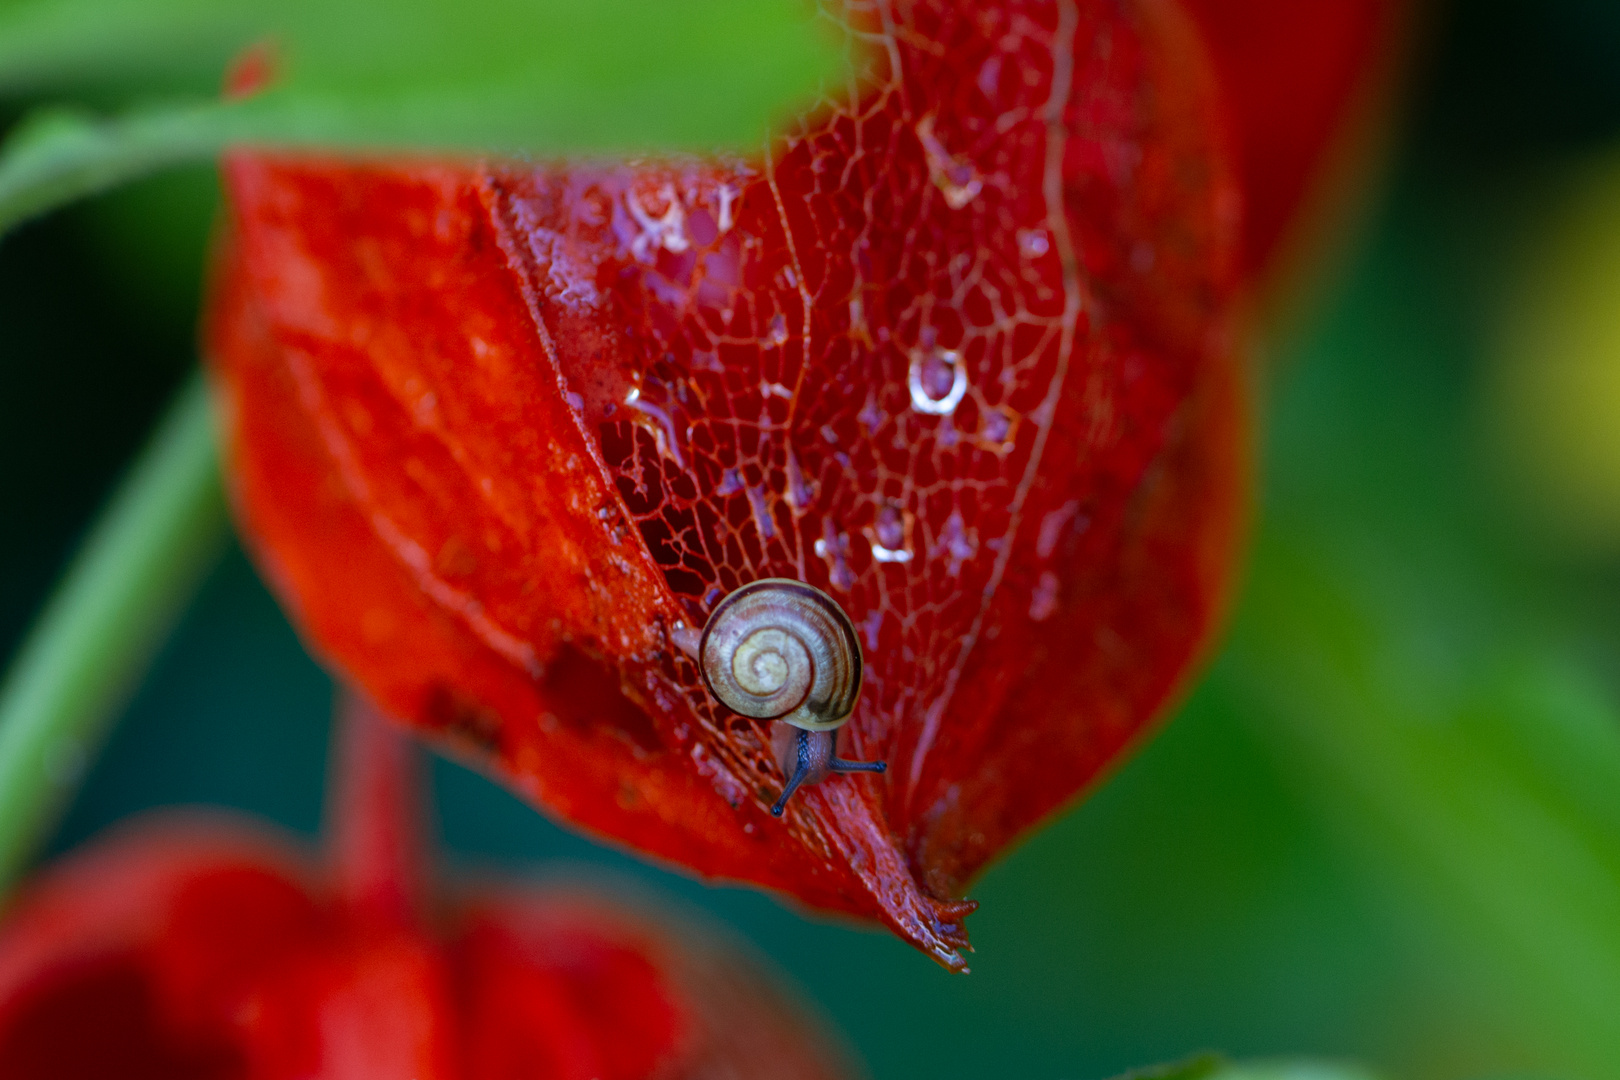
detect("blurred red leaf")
[1182,0,1404,275]
[201,0,1390,968]
[0,700,854,1080]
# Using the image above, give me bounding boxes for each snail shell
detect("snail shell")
[697,578,863,733]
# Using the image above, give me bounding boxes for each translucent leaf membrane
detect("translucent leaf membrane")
[207,0,1247,967]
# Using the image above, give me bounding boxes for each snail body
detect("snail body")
[679,578,885,815]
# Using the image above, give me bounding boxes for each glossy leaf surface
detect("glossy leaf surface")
[208,0,1250,967]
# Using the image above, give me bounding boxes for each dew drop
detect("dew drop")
[1029,570,1060,622]
[868,503,913,563]
[1037,500,1080,559]
[1018,228,1051,258]
[861,608,887,650]
[981,408,1010,443]
[625,391,685,468]
[858,396,884,434]
[909,348,968,416]
[977,55,1002,99]
[875,504,904,549]
[785,448,814,510]
[860,609,883,651]
[871,543,911,564]
[746,485,775,539]
[916,115,983,210]
[766,313,789,346]
[937,510,977,576]
[626,182,689,262]
[816,520,855,590]
[717,183,739,233]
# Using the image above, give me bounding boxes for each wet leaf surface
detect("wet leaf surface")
[208,0,1254,966]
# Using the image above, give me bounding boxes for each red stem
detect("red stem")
[327,691,431,929]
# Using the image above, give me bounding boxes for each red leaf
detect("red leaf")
[0,701,854,1079]
[206,0,1256,968]
[1181,0,1404,275]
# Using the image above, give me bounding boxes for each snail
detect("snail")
[672,578,886,816]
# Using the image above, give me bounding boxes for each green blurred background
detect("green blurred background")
[7,1,1620,1077]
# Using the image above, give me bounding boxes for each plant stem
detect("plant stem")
[0,371,227,894]
[328,693,431,931]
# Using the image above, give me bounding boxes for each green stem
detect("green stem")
[0,101,243,240]
[0,372,227,892]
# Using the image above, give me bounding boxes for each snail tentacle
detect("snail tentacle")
[771,729,817,817]
[830,756,887,774]
[769,727,887,817]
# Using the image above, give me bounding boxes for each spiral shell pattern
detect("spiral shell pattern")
[697,579,863,732]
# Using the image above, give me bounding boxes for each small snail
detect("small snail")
[673,578,886,816]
